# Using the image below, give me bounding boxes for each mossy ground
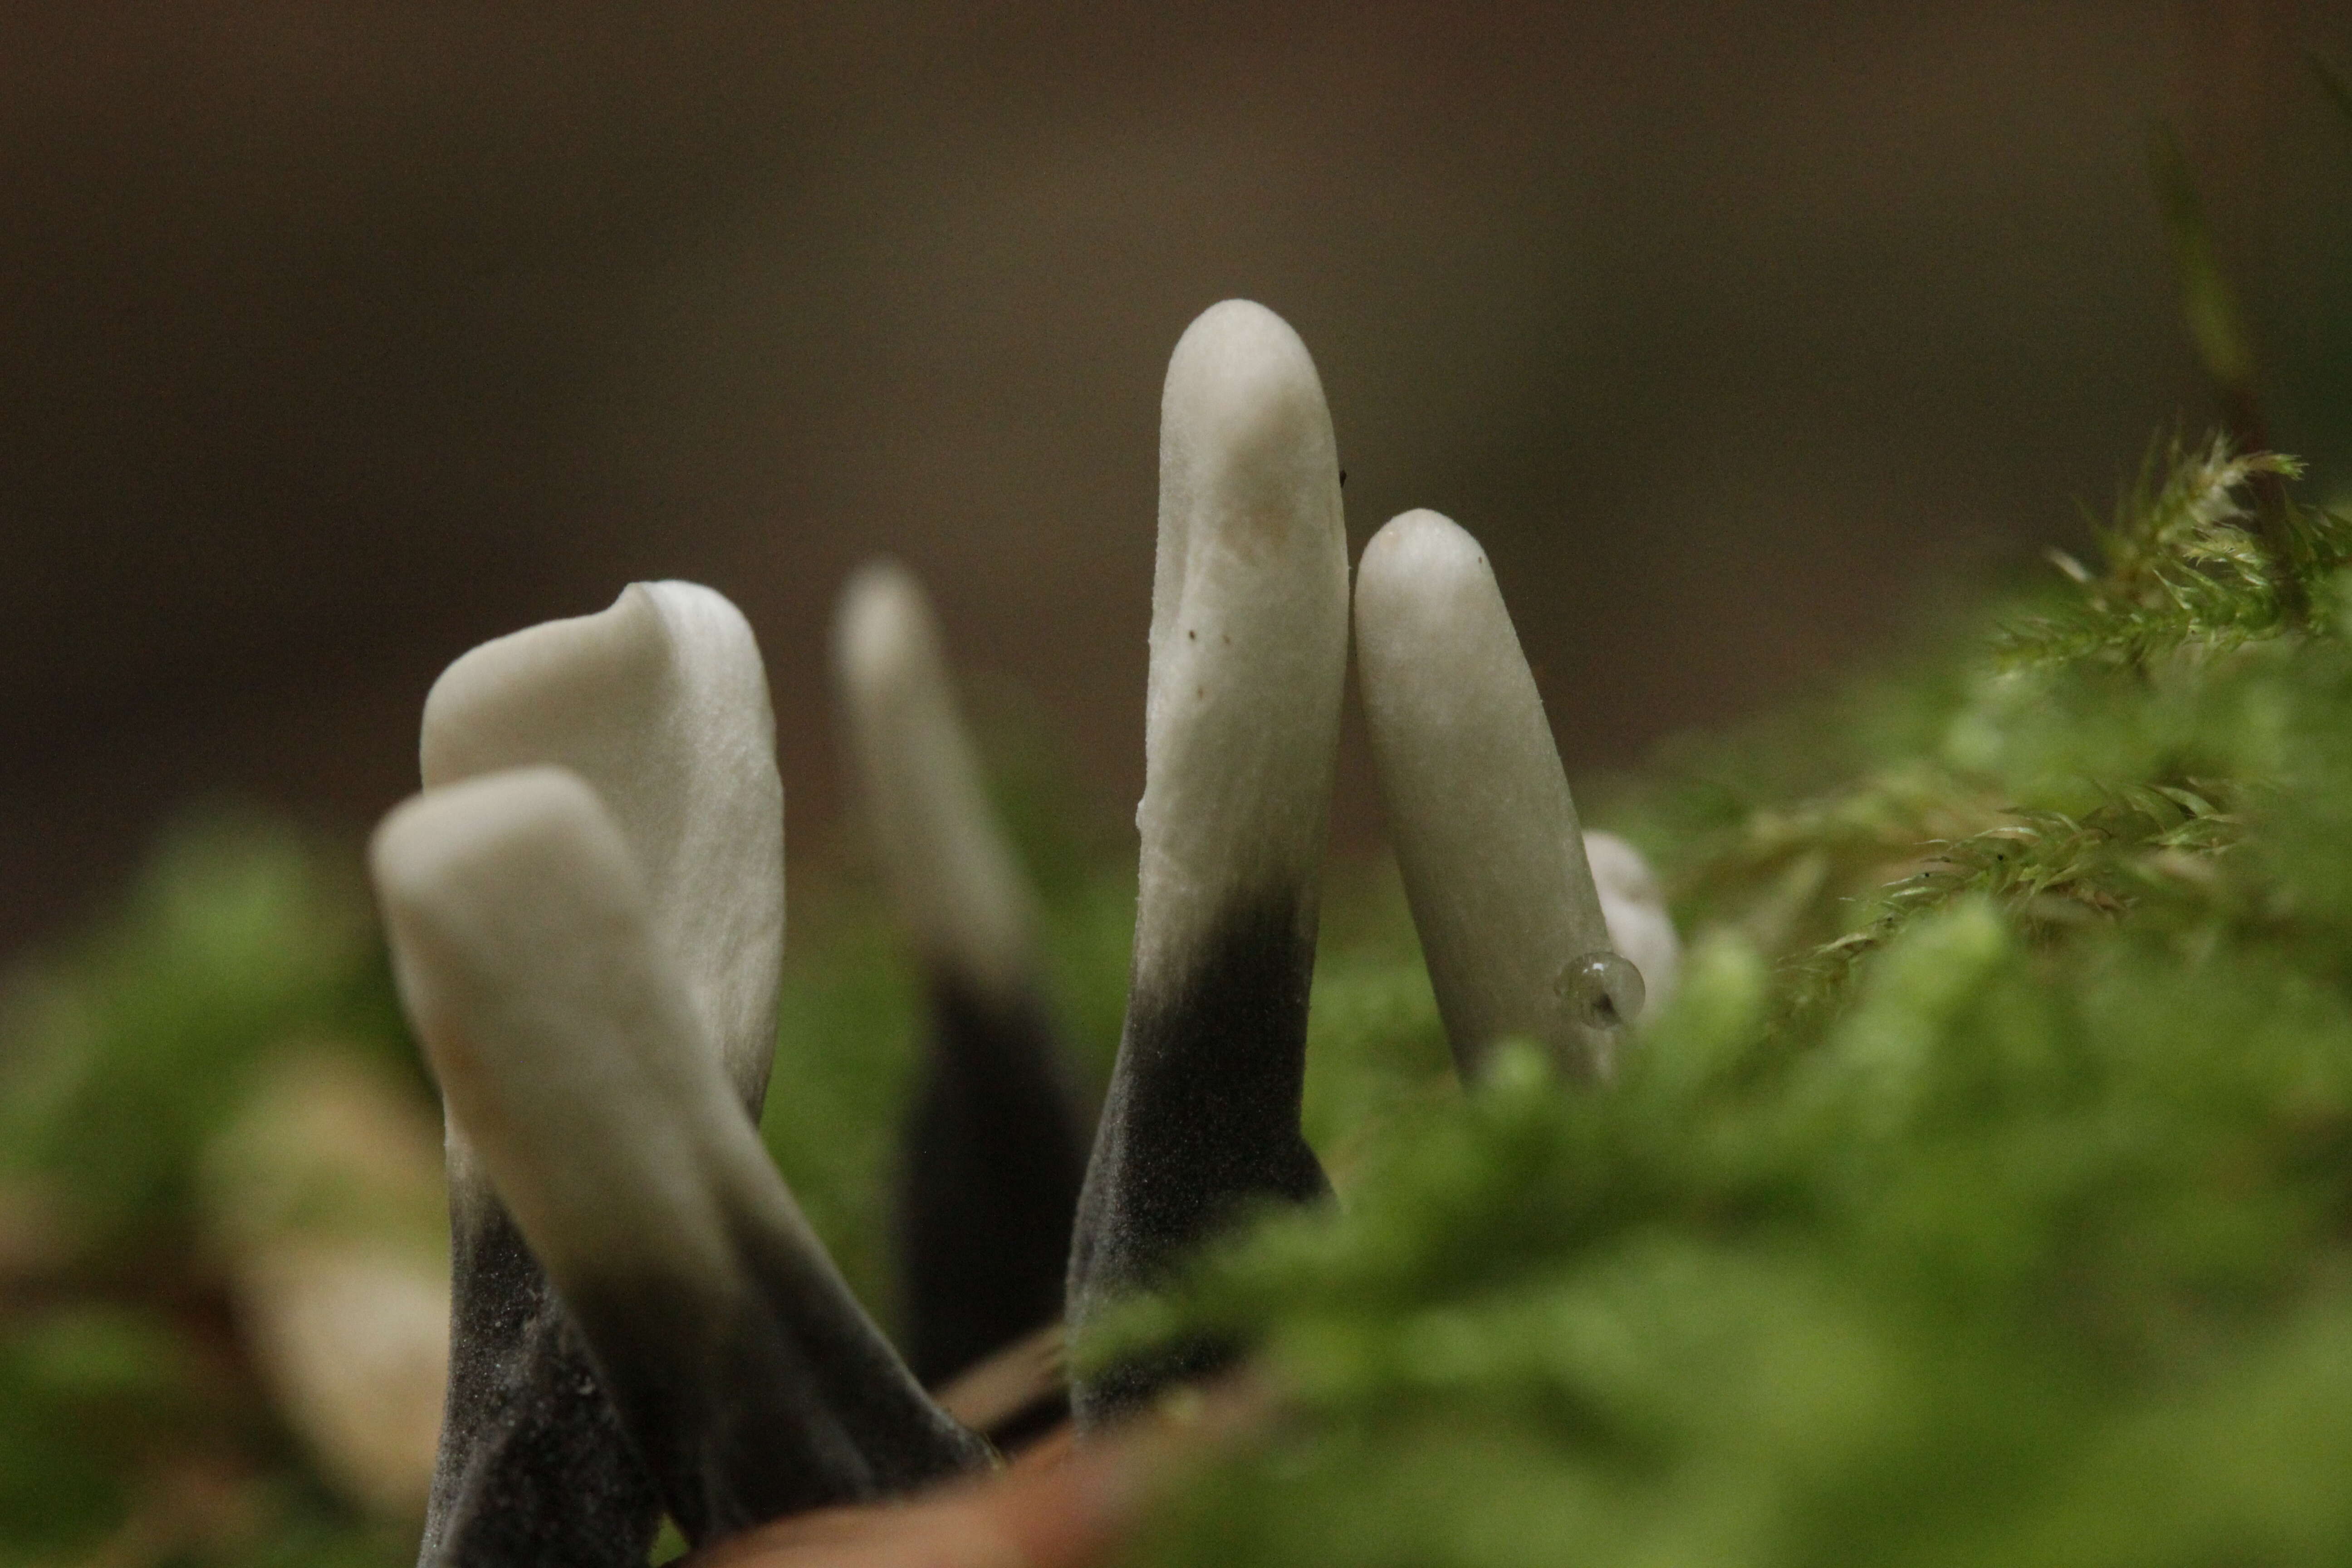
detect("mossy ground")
[6,442,2352,1564]
[1104,439,2352,1567]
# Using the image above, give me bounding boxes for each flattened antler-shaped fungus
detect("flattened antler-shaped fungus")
[1065,300,1350,1425]
[404,583,784,1566]
[378,586,986,1560]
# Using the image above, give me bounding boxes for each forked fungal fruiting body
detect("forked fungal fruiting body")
[833,561,1088,1397]
[409,581,784,1566]
[375,769,989,1550]
[421,580,785,1108]
[1356,509,1631,1080]
[1066,300,1350,1425]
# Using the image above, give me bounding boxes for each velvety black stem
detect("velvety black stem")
[897,973,1090,1388]
[1065,899,1330,1426]
[421,1200,662,1568]
[567,1194,996,1547]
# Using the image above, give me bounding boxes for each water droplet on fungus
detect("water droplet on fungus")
[1558,950,1644,1031]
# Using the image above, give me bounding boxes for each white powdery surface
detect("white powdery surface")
[421,581,784,1109]
[833,560,1036,1005]
[372,768,823,1301]
[1357,508,1618,1078]
[1135,299,1349,985]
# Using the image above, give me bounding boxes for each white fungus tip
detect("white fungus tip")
[372,766,620,931]
[1136,301,1349,983]
[832,559,1036,1000]
[1161,301,1332,478]
[418,580,784,1109]
[1358,506,1484,579]
[371,766,800,1295]
[834,561,932,700]
[1357,509,1617,1079]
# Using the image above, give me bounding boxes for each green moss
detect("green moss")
[1101,438,2352,1567]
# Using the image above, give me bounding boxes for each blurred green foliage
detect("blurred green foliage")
[0,819,422,1566]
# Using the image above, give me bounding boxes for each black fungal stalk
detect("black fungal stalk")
[421,1200,662,1567]
[374,769,992,1550]
[1068,900,1328,1412]
[897,973,1088,1406]
[562,1191,995,1536]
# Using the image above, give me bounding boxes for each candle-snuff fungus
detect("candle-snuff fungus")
[369,298,1674,1560]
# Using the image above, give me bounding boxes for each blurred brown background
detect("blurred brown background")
[5,1,2350,957]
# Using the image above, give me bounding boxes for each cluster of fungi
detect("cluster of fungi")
[371,301,1678,1564]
